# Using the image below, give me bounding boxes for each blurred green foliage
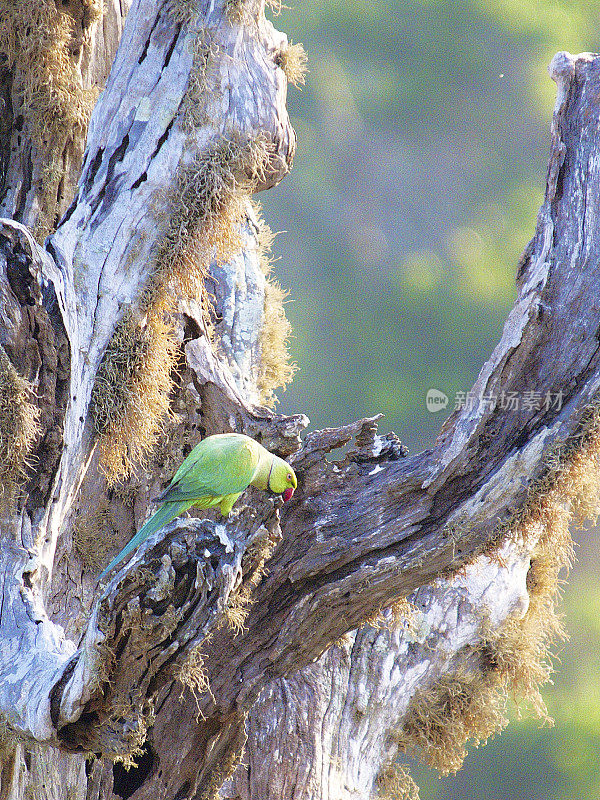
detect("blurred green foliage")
[263,0,562,451]
[261,0,600,797]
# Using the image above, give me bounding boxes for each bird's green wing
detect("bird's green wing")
[158,435,260,503]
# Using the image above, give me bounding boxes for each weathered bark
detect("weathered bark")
[223,538,533,800]
[0,0,131,239]
[0,0,596,795]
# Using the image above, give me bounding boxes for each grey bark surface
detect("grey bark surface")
[0,0,595,796]
[222,537,533,800]
[0,0,132,237]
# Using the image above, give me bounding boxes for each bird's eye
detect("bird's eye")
[287,473,293,481]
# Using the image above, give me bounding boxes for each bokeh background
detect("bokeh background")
[260,1,600,798]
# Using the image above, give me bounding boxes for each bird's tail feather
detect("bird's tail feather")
[98,502,187,582]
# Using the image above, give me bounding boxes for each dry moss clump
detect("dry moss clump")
[486,402,600,710]
[151,136,271,297]
[395,668,509,775]
[146,135,274,328]
[93,136,277,482]
[364,597,415,632]
[276,42,308,88]
[393,404,600,783]
[258,278,294,406]
[182,29,220,131]
[377,763,420,800]
[220,523,282,633]
[167,0,197,24]
[0,0,101,238]
[223,0,248,26]
[255,216,295,405]
[95,703,155,769]
[73,500,123,572]
[0,0,101,144]
[220,582,254,635]
[477,403,600,717]
[0,348,40,497]
[177,646,213,708]
[477,524,570,722]
[92,312,179,482]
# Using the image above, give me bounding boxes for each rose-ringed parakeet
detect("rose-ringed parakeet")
[98,432,297,581]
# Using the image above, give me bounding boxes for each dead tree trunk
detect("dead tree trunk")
[0,0,596,794]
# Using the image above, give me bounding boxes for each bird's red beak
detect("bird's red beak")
[283,487,295,502]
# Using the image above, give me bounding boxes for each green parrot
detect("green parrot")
[98,432,297,581]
